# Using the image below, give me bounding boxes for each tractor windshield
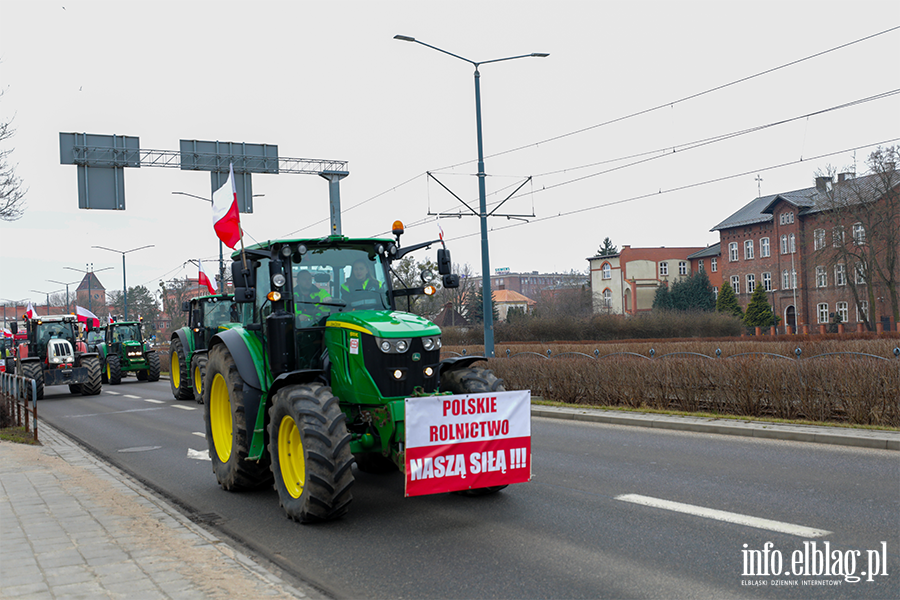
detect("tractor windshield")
[203,299,237,328]
[112,324,141,343]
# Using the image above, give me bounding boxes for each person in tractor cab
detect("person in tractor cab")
[294,270,330,326]
[341,259,383,307]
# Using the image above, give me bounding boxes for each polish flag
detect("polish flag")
[199,262,218,294]
[108,313,114,324]
[76,305,101,328]
[212,163,242,249]
[25,302,37,319]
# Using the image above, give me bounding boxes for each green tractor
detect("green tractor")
[10,315,102,398]
[169,294,239,402]
[203,231,507,523]
[96,320,161,385]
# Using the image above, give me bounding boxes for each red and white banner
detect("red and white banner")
[108,313,114,324]
[199,262,217,294]
[25,302,37,319]
[76,305,101,328]
[211,162,242,249]
[1,328,12,339]
[405,390,531,497]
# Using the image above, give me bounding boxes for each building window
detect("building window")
[814,229,825,250]
[713,286,719,298]
[780,211,794,225]
[711,258,717,272]
[731,276,740,295]
[818,303,829,324]
[855,263,866,284]
[601,263,611,280]
[698,259,704,271]
[791,269,797,289]
[746,274,755,291]
[857,301,868,322]
[835,264,846,286]
[782,270,790,290]
[659,262,668,276]
[744,240,754,260]
[832,226,844,248]
[763,272,772,291]
[837,301,848,323]
[816,266,827,287]
[729,243,738,262]
[789,233,796,254]
[678,261,687,275]
[602,289,612,307]
[780,235,788,255]
[852,223,866,245]
[760,237,770,257]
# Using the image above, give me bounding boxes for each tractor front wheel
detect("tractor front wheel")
[20,361,44,400]
[146,351,160,382]
[80,356,102,396]
[106,354,122,385]
[192,354,208,404]
[69,384,82,394]
[169,339,193,400]
[204,344,272,491]
[268,383,355,523]
[441,365,508,497]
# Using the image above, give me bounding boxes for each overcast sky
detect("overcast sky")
[1,0,898,311]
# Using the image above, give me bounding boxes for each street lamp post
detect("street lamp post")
[47,279,80,314]
[64,265,114,314]
[30,289,58,315]
[394,35,548,357]
[91,246,154,320]
[1,298,29,329]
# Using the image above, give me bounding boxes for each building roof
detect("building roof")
[686,243,721,259]
[711,172,898,232]
[75,272,107,292]
[493,289,536,305]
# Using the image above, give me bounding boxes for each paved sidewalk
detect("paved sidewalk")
[533,404,900,451]
[0,423,323,600]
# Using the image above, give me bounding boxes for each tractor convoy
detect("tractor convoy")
[93,320,161,385]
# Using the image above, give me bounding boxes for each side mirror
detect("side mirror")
[437,249,452,275]
[234,288,256,303]
[192,309,202,327]
[232,260,258,303]
[442,274,460,289]
[10,322,18,335]
[181,301,190,312]
[86,321,93,333]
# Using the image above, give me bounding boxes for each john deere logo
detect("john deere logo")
[412,352,421,362]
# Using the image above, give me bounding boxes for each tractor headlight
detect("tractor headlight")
[422,337,435,351]
[395,340,408,352]
[272,273,286,288]
[424,366,434,377]
[380,340,392,352]
[392,369,404,380]
[376,337,412,354]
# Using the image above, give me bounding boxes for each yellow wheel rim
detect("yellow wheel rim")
[171,352,180,388]
[194,365,202,394]
[106,362,111,380]
[210,373,233,463]
[278,415,305,499]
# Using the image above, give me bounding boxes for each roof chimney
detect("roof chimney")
[837,172,855,183]
[815,176,833,192]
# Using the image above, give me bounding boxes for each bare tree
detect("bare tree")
[815,146,900,329]
[0,89,27,222]
[435,262,475,318]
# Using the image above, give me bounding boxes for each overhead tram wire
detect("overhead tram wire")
[384,90,900,236]
[433,25,900,171]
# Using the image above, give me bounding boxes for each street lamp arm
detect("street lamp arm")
[394,34,476,66]
[478,53,550,66]
[172,191,211,203]
[92,244,155,255]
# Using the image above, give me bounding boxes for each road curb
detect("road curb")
[531,406,900,451]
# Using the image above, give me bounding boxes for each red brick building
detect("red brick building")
[712,172,899,332]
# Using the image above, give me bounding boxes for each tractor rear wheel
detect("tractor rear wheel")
[169,339,194,400]
[107,354,122,385]
[204,344,272,491]
[80,356,102,396]
[20,361,44,400]
[268,383,355,523]
[146,351,160,382]
[100,353,109,383]
[192,354,208,404]
[441,365,508,497]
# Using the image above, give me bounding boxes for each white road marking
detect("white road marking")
[614,494,831,538]
[105,391,121,395]
[187,448,211,461]
[124,394,141,399]
[173,404,195,411]
[143,398,165,404]
[192,432,206,438]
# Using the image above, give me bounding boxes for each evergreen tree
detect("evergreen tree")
[596,237,618,256]
[466,287,499,323]
[652,284,672,310]
[664,270,716,311]
[715,282,743,318]
[742,284,776,327]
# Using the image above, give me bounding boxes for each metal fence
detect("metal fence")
[1,372,39,442]
[446,347,900,363]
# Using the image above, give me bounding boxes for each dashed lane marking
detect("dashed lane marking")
[124,394,141,399]
[143,399,165,404]
[173,404,195,411]
[614,494,831,538]
[192,432,206,438]
[105,391,121,395]
[187,448,211,461]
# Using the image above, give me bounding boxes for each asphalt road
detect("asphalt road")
[35,380,900,599]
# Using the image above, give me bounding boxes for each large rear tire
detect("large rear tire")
[440,365,508,496]
[169,339,194,400]
[69,384,82,395]
[20,361,44,400]
[204,344,272,491]
[146,351,161,382]
[192,354,208,404]
[268,383,355,523]
[107,354,122,385]
[80,356,102,396]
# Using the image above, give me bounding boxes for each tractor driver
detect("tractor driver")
[294,270,330,326]
[341,259,383,307]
